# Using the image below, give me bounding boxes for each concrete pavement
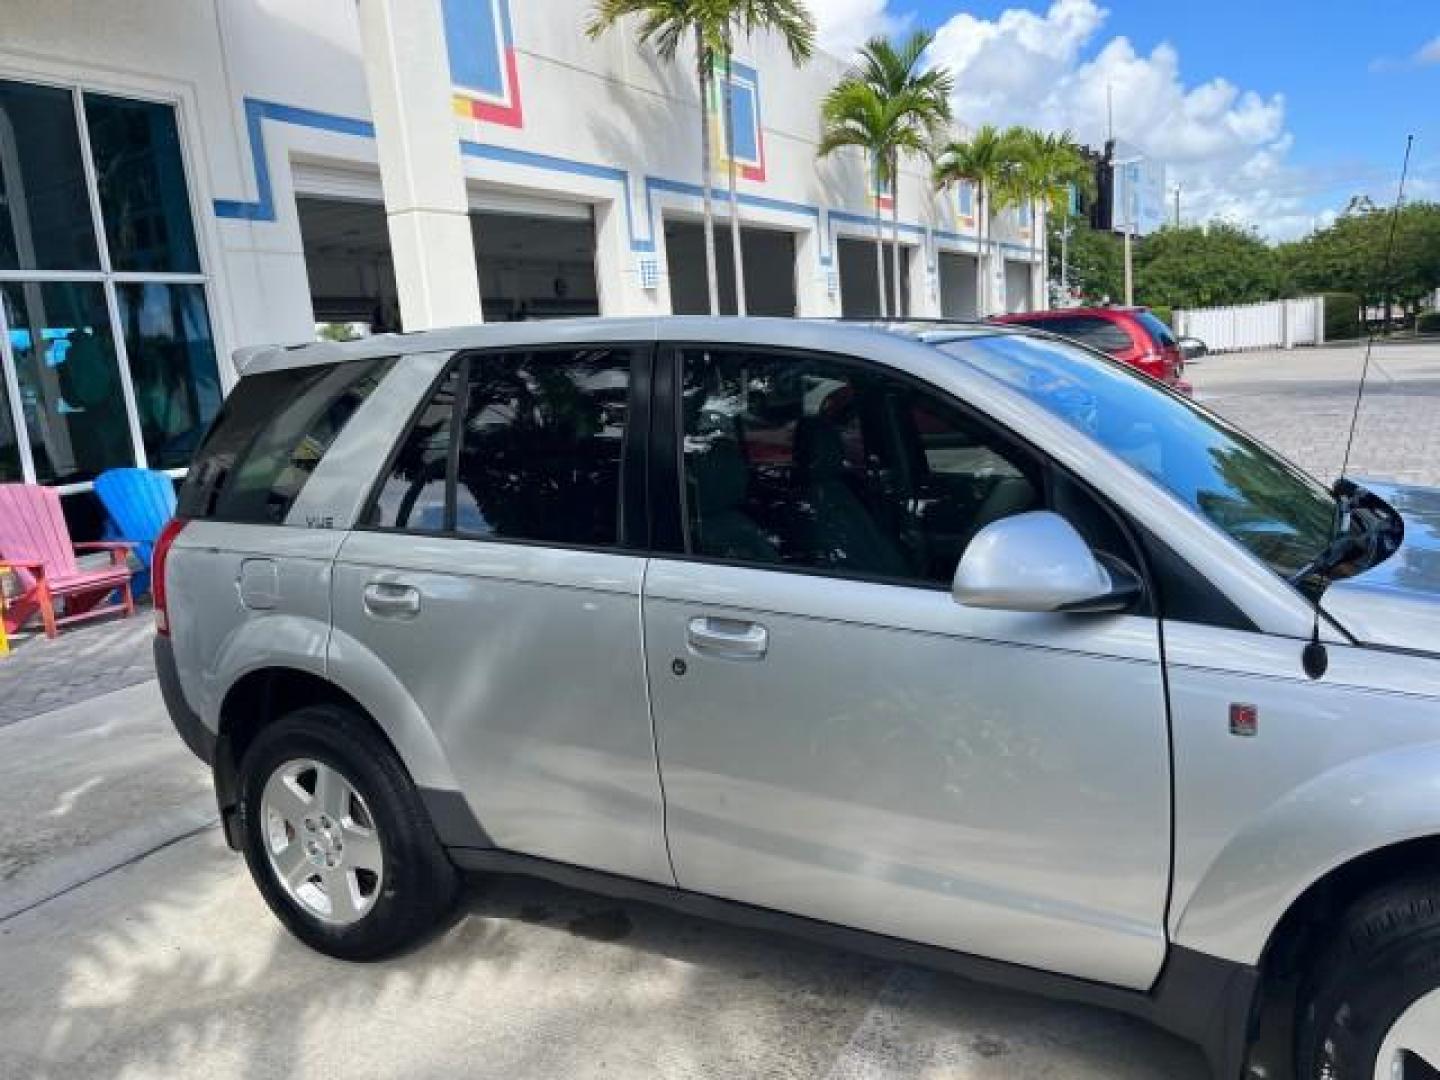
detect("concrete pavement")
[0,831,1204,1080]
[0,681,214,922]
[1188,341,1440,487]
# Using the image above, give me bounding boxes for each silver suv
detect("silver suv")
[157,318,1440,1080]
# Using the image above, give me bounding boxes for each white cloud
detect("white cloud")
[812,0,912,60]
[924,0,1316,238]
[1369,34,1440,72]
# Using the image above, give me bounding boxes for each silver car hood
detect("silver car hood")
[1322,481,1440,654]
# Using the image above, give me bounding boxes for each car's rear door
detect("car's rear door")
[641,340,1173,989]
[330,344,672,885]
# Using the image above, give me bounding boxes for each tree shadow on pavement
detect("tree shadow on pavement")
[0,829,1205,1079]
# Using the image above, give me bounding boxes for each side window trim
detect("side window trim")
[355,353,464,537]
[443,353,471,534]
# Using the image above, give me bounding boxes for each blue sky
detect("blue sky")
[813,0,1438,238]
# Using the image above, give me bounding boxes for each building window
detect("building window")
[0,78,220,491]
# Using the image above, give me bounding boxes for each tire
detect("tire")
[237,703,459,960]
[1297,876,1440,1079]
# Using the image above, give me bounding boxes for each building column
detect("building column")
[795,223,840,318]
[357,0,483,330]
[594,197,665,316]
[909,234,940,318]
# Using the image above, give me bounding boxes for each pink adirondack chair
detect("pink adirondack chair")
[0,484,135,639]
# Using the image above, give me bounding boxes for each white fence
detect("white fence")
[1175,297,1324,353]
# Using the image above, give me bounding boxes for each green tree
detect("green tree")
[1134,222,1282,310]
[934,124,1011,316]
[1048,216,1122,303]
[716,1,815,315]
[843,31,952,317]
[1280,200,1440,321]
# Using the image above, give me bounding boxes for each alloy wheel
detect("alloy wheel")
[260,758,384,925]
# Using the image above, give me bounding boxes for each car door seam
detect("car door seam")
[639,556,680,885]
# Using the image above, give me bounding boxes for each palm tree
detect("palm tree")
[819,82,912,315]
[586,1,726,315]
[934,124,1011,317]
[589,1,815,318]
[717,2,815,316]
[1028,129,1093,307]
[997,127,1092,310]
[846,32,952,318]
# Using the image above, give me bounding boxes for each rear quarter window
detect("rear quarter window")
[178,357,394,524]
[1135,312,1177,348]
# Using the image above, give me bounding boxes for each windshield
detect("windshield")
[938,333,1337,580]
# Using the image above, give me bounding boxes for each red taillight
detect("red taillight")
[152,517,188,637]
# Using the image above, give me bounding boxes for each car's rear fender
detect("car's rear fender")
[208,617,462,798]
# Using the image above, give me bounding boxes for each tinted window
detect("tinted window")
[940,333,1335,580]
[178,358,392,522]
[0,80,99,271]
[452,348,634,546]
[2,280,134,483]
[116,282,223,469]
[369,367,459,531]
[1134,311,1177,348]
[680,348,1043,585]
[83,94,200,273]
[1025,316,1132,354]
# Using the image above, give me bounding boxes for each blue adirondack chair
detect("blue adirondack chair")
[94,469,178,597]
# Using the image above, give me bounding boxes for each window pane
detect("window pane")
[116,282,222,470]
[2,281,133,484]
[454,349,632,545]
[680,349,1041,585]
[83,94,199,273]
[369,367,459,531]
[178,359,392,523]
[0,81,100,271]
[0,373,19,482]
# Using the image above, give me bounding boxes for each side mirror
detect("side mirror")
[952,511,1142,614]
[1178,336,1208,361]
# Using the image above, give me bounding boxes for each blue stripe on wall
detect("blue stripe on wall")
[212,97,1033,264]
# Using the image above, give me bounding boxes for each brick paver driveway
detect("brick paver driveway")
[0,608,154,728]
[1188,340,1440,488]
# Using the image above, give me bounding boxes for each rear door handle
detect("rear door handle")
[363,581,421,619]
[686,616,768,661]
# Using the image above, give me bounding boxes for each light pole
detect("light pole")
[1123,224,1134,306]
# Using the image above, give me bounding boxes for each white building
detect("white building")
[0,0,1041,533]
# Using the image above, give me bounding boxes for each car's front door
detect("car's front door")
[642,343,1172,988]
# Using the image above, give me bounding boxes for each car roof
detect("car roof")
[235,317,1039,376]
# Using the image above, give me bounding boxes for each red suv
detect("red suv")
[992,307,1191,394]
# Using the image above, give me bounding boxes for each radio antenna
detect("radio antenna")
[1301,134,1414,682]
[1338,134,1413,483]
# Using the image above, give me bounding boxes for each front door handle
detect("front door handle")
[363,581,421,619]
[686,616,768,661]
